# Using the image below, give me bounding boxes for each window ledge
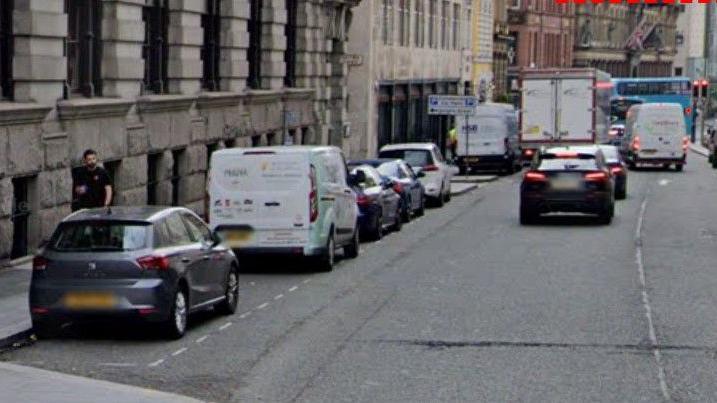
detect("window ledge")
[57,98,134,121]
[283,88,315,101]
[137,94,197,114]
[246,89,285,104]
[0,102,52,125]
[196,92,244,109]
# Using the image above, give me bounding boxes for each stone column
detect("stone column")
[167,0,204,94]
[261,0,288,90]
[102,0,145,98]
[220,0,250,92]
[12,0,67,105]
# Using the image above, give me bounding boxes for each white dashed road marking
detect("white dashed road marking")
[148,359,165,367]
[196,336,208,344]
[635,197,671,400]
[257,302,269,310]
[302,279,311,284]
[658,179,671,186]
[172,348,188,357]
[219,322,233,331]
[274,294,284,300]
[239,311,252,319]
[288,286,298,292]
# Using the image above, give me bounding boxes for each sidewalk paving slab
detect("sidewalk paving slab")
[0,263,33,348]
[0,362,202,403]
[450,183,479,196]
[451,175,498,184]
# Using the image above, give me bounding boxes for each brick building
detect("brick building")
[0,0,360,262]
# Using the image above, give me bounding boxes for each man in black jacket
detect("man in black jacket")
[72,149,113,211]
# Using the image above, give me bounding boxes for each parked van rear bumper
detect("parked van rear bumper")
[628,152,686,166]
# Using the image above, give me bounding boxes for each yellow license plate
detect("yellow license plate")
[64,293,117,309]
[641,149,657,154]
[226,230,252,242]
[465,157,480,162]
[551,180,580,190]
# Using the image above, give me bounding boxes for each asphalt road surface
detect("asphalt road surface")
[3,151,717,402]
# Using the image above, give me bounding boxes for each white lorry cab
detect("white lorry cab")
[207,146,360,271]
[622,103,688,171]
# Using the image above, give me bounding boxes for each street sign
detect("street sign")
[427,95,478,115]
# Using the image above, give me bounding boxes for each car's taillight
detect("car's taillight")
[392,182,403,194]
[356,194,371,206]
[137,255,170,271]
[422,165,439,172]
[685,106,692,116]
[524,171,547,182]
[524,149,534,157]
[609,129,619,138]
[610,166,624,175]
[32,256,48,271]
[585,172,609,182]
[632,136,641,151]
[682,136,689,152]
[309,165,318,223]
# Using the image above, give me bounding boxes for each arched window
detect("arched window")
[0,0,13,100]
[65,0,103,98]
[143,0,169,94]
[202,0,221,91]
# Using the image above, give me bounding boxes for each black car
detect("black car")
[348,165,402,240]
[599,144,627,200]
[520,147,615,225]
[349,159,426,222]
[30,206,239,339]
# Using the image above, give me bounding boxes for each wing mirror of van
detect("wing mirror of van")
[348,170,366,186]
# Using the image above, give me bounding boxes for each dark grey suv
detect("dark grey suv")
[30,207,239,339]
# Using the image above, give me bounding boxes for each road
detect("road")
[2,151,717,402]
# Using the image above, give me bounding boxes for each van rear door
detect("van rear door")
[209,150,311,248]
[637,107,685,160]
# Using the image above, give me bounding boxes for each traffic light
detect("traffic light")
[693,79,710,98]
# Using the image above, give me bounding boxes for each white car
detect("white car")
[378,143,454,207]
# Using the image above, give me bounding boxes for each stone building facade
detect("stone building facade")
[471,0,493,102]
[492,0,510,100]
[345,0,470,158]
[0,0,359,261]
[572,3,681,78]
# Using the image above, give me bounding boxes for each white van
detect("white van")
[622,103,687,171]
[455,104,520,174]
[208,146,360,271]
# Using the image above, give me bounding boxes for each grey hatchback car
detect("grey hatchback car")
[30,207,239,339]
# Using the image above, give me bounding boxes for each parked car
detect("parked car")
[30,207,239,339]
[378,143,454,207]
[621,103,688,171]
[348,164,402,240]
[598,144,627,200]
[208,146,359,271]
[349,159,426,221]
[520,146,615,225]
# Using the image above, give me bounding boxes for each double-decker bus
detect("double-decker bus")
[611,77,693,135]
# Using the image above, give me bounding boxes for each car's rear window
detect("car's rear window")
[379,150,433,167]
[377,162,400,178]
[538,159,598,171]
[51,222,148,252]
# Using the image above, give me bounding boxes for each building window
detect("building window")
[414,0,423,47]
[143,0,169,94]
[441,1,448,49]
[301,128,310,145]
[382,0,394,45]
[202,0,221,91]
[285,0,298,87]
[147,153,161,205]
[65,0,103,98]
[452,4,459,49]
[11,176,34,259]
[171,149,185,206]
[251,135,260,147]
[0,0,13,100]
[429,0,436,48]
[224,138,236,148]
[674,67,683,76]
[399,0,410,46]
[248,0,263,89]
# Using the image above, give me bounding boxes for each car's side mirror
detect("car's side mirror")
[210,231,222,247]
[39,238,50,249]
[416,171,426,178]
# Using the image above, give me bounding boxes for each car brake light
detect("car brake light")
[392,182,403,194]
[609,129,618,137]
[422,165,439,172]
[585,172,609,182]
[31,307,49,314]
[356,194,371,206]
[610,166,624,175]
[554,152,579,158]
[682,137,689,152]
[309,165,318,223]
[137,255,170,271]
[685,106,692,116]
[632,136,641,151]
[33,256,48,271]
[524,171,547,182]
[524,149,535,157]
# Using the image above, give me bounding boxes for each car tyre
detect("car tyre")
[343,228,360,259]
[217,267,239,315]
[627,160,636,170]
[615,186,627,200]
[434,191,445,207]
[675,163,684,172]
[598,204,614,225]
[32,319,58,339]
[519,205,537,225]
[712,154,717,169]
[401,199,411,223]
[415,196,425,217]
[392,206,403,232]
[318,233,335,272]
[369,213,383,241]
[162,288,188,339]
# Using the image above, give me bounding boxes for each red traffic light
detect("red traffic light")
[701,80,709,87]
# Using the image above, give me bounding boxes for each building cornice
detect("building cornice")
[282,88,315,101]
[137,94,196,114]
[0,102,51,125]
[196,92,245,109]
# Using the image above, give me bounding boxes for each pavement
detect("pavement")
[7,159,717,401]
[0,261,32,348]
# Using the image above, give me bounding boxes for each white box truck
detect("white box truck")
[519,68,612,164]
